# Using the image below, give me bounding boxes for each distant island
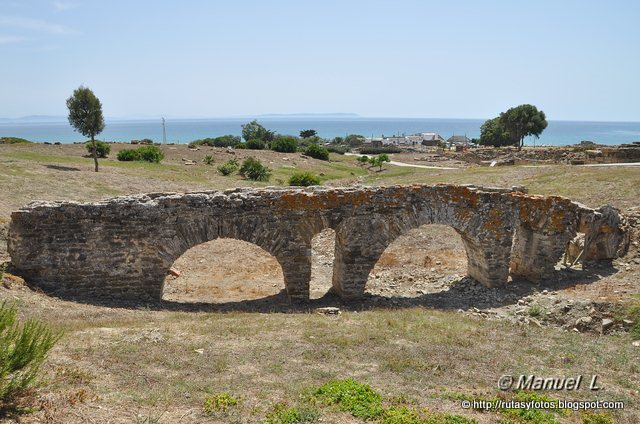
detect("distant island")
[257,113,360,118]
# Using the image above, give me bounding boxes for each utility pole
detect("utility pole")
[162,117,167,144]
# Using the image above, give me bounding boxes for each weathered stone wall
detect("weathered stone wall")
[7,185,627,302]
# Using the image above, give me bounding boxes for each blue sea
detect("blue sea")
[1,117,640,146]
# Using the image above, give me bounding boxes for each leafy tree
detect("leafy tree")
[299,129,317,138]
[304,144,329,160]
[369,154,390,171]
[66,86,105,172]
[270,135,299,153]
[239,157,271,181]
[331,136,344,145]
[499,104,548,150]
[479,117,511,147]
[241,120,274,143]
[84,140,110,158]
[344,134,365,147]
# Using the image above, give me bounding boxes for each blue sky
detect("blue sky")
[1,0,639,121]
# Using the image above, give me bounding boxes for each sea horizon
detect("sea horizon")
[2,116,640,147]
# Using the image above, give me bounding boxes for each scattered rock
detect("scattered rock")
[601,318,614,333]
[316,307,341,315]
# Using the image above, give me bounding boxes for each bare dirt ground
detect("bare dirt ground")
[0,143,639,423]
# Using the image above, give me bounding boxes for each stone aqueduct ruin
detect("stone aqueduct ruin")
[7,185,627,302]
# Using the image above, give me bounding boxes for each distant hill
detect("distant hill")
[0,115,67,124]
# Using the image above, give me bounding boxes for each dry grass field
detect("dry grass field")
[0,143,639,423]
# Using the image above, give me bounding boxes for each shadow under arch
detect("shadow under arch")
[161,238,287,304]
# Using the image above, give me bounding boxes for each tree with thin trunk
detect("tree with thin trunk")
[66,86,105,172]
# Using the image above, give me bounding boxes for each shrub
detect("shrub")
[0,301,62,413]
[357,155,370,165]
[326,145,348,154]
[117,149,140,161]
[360,146,401,154]
[0,137,32,145]
[203,155,215,165]
[239,157,271,181]
[117,146,164,163]
[304,144,329,161]
[136,145,164,163]
[217,159,239,176]
[203,392,239,414]
[190,135,241,148]
[244,139,266,150]
[85,140,110,158]
[271,135,299,153]
[289,172,321,187]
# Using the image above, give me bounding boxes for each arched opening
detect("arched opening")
[162,238,286,303]
[366,224,468,297]
[310,228,336,299]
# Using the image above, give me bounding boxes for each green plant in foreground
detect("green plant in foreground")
[0,301,62,414]
[263,402,319,424]
[381,405,476,424]
[217,158,239,176]
[203,392,239,413]
[313,378,384,420]
[289,171,321,187]
[580,411,613,424]
[239,157,271,181]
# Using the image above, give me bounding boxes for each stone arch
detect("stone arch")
[161,237,286,303]
[150,214,321,301]
[331,207,514,299]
